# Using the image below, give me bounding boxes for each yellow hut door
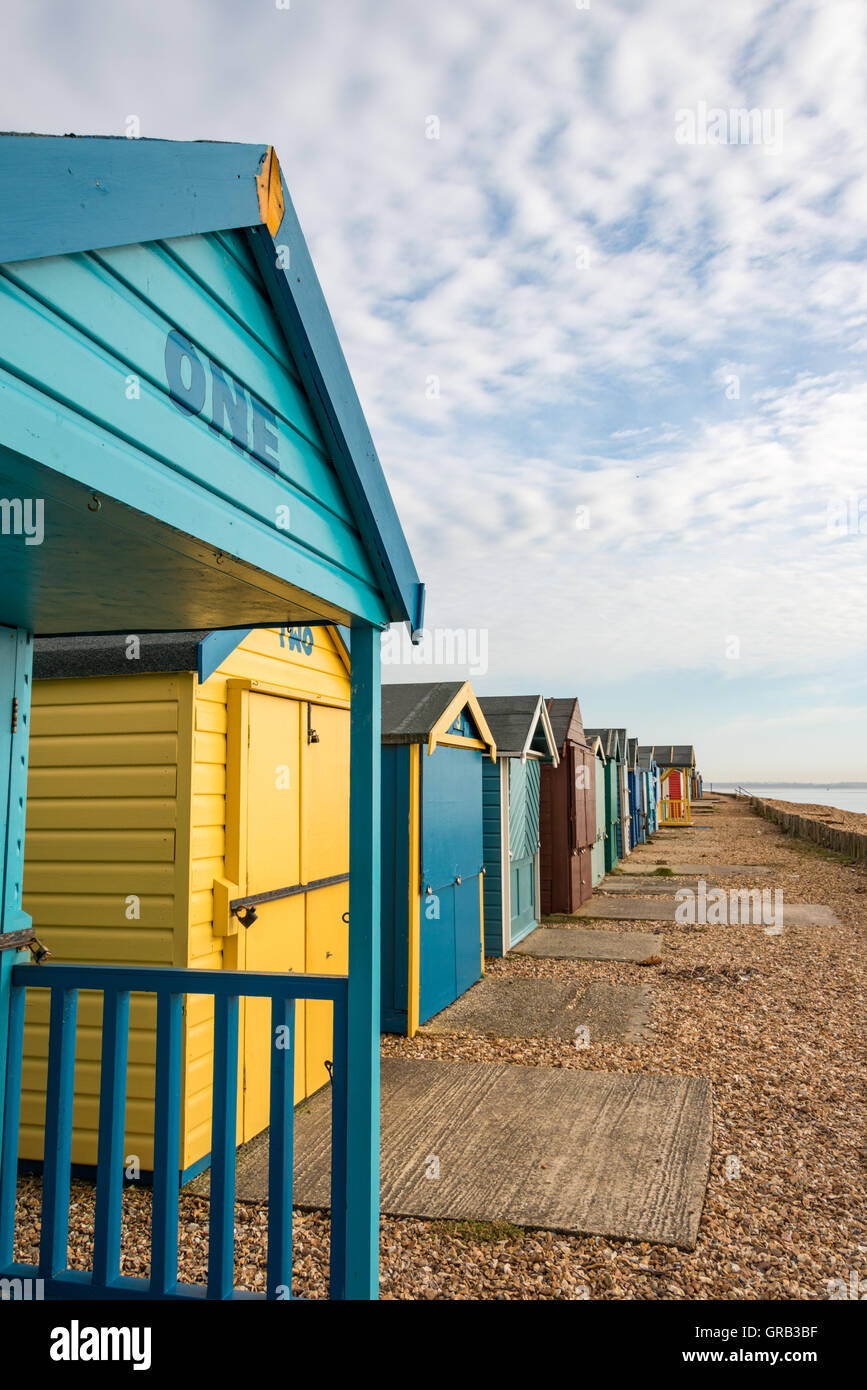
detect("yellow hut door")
[300,702,349,1097]
[242,692,304,1140]
[240,691,350,1142]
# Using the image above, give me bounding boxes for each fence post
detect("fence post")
[345,621,381,1299]
[0,628,33,1171]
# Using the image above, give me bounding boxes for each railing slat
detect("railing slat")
[266,995,295,1300]
[0,981,26,1266]
[39,986,78,1278]
[208,993,239,1300]
[151,990,182,1296]
[329,990,349,1300]
[93,989,130,1287]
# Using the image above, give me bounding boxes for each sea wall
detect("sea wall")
[749,796,867,863]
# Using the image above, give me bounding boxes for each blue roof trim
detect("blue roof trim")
[248,220,425,631]
[197,628,252,684]
[0,135,265,264]
[0,133,423,629]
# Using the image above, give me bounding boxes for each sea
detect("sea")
[709,784,867,815]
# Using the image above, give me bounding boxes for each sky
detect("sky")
[2,0,865,779]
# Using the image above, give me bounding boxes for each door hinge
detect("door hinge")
[11,698,18,733]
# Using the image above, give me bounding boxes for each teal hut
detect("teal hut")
[0,132,425,1301]
[477,696,559,956]
[584,728,623,872]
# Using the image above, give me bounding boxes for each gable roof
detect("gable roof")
[478,695,559,764]
[381,681,496,758]
[627,737,639,770]
[0,133,424,633]
[637,744,657,770]
[654,745,696,768]
[585,732,605,762]
[584,727,622,761]
[545,697,587,752]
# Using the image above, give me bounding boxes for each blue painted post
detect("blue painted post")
[208,992,239,1299]
[266,994,295,1300]
[39,985,78,1277]
[345,621,381,1299]
[0,979,25,1266]
[93,989,130,1287]
[151,990,183,1296]
[0,627,33,1172]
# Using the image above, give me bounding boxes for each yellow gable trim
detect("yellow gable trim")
[427,681,497,761]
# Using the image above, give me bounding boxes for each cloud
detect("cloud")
[1,0,865,771]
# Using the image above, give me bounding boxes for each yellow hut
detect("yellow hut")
[20,624,351,1180]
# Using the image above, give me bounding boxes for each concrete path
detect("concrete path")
[600,878,699,894]
[513,926,661,962]
[285,1059,712,1248]
[614,862,773,876]
[574,896,840,927]
[419,976,651,1042]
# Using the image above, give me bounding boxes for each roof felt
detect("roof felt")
[381,681,466,742]
[33,632,209,679]
[584,727,622,761]
[478,696,545,757]
[546,697,587,751]
[654,745,696,767]
[0,132,424,632]
[627,737,639,768]
[637,745,656,770]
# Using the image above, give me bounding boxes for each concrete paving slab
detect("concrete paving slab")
[514,926,662,962]
[616,862,774,876]
[419,977,651,1043]
[420,977,582,1041]
[600,879,697,895]
[286,1059,713,1248]
[574,897,840,927]
[574,981,652,1042]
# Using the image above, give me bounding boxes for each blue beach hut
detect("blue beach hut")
[0,132,424,1300]
[379,682,496,1035]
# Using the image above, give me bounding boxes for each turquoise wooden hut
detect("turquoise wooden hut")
[379,682,496,1036]
[638,745,659,835]
[584,728,623,872]
[477,696,559,956]
[586,734,608,886]
[0,132,424,1301]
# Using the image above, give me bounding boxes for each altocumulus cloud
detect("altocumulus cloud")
[1,0,865,768]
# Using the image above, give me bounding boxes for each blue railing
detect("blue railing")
[0,963,348,1300]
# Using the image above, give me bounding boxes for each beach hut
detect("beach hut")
[539,698,595,914]
[477,696,559,955]
[379,682,496,1036]
[626,737,643,846]
[584,728,623,873]
[22,624,354,1174]
[586,734,608,887]
[638,745,659,836]
[0,132,425,1299]
[655,745,697,825]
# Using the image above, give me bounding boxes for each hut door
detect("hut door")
[508,758,539,946]
[239,692,349,1142]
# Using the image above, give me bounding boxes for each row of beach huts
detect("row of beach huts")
[0,132,701,1298]
[19,631,699,1180]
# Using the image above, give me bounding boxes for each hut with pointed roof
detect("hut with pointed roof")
[477,696,559,955]
[539,698,595,914]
